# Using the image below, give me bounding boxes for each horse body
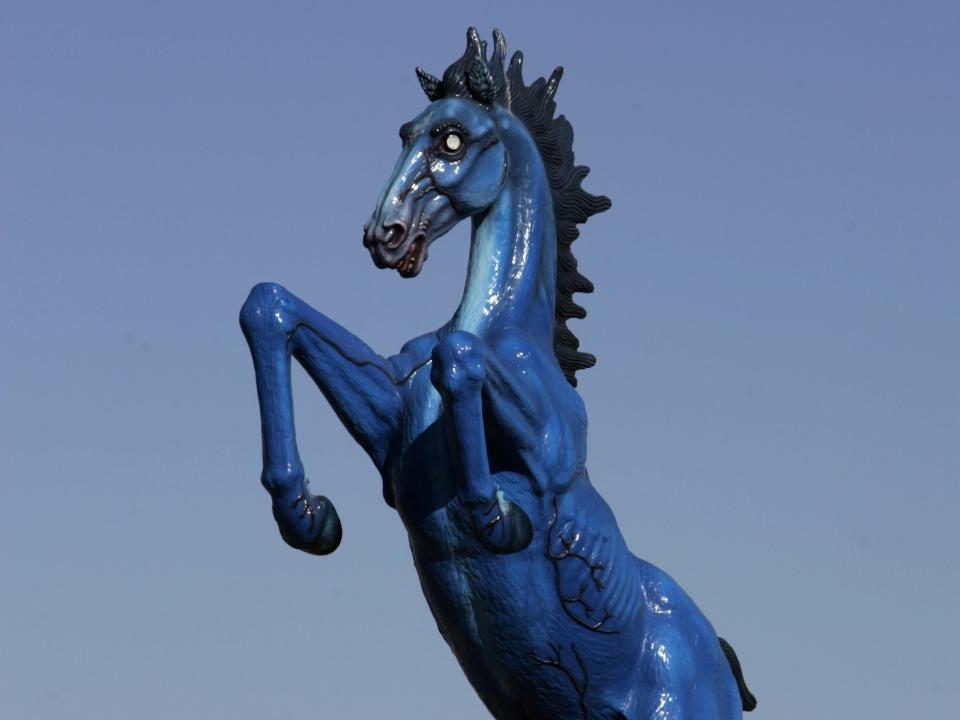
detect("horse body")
[240,28,754,719]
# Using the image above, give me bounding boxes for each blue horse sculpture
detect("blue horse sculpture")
[241,28,756,719]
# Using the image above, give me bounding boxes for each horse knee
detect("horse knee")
[430,330,486,395]
[239,282,298,340]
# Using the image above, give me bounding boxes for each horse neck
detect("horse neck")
[450,142,556,344]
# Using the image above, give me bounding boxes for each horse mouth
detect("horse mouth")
[395,235,428,278]
[364,222,430,277]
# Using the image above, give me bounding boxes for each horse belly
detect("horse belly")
[409,531,571,715]
[411,515,638,719]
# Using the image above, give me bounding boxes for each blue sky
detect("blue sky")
[2,2,958,718]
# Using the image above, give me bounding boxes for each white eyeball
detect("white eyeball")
[443,132,462,152]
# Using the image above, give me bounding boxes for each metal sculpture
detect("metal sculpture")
[240,28,756,719]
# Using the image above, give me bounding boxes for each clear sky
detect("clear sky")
[2,2,958,718]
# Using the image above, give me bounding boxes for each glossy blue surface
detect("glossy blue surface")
[241,28,752,719]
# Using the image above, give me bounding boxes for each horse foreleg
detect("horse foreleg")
[240,282,403,555]
[430,331,533,554]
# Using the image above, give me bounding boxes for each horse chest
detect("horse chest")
[389,377,456,525]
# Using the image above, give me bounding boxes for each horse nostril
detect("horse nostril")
[382,221,406,250]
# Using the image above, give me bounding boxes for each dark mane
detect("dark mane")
[417,28,611,386]
[505,51,611,385]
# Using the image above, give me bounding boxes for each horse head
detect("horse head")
[363,28,515,278]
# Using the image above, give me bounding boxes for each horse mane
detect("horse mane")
[417,28,612,386]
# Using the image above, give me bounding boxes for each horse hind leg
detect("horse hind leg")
[430,330,532,554]
[631,621,752,720]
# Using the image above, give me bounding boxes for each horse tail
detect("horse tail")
[718,637,757,712]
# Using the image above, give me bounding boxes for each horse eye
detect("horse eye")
[442,132,462,153]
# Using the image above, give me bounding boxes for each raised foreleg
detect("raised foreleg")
[240,282,404,555]
[430,331,533,553]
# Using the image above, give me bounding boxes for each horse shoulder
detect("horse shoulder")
[488,328,588,494]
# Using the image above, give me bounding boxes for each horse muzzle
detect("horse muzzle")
[363,220,429,278]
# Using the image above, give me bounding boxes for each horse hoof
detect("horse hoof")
[475,498,533,554]
[274,492,342,556]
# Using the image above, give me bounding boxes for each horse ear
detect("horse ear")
[416,67,443,101]
[467,56,495,104]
